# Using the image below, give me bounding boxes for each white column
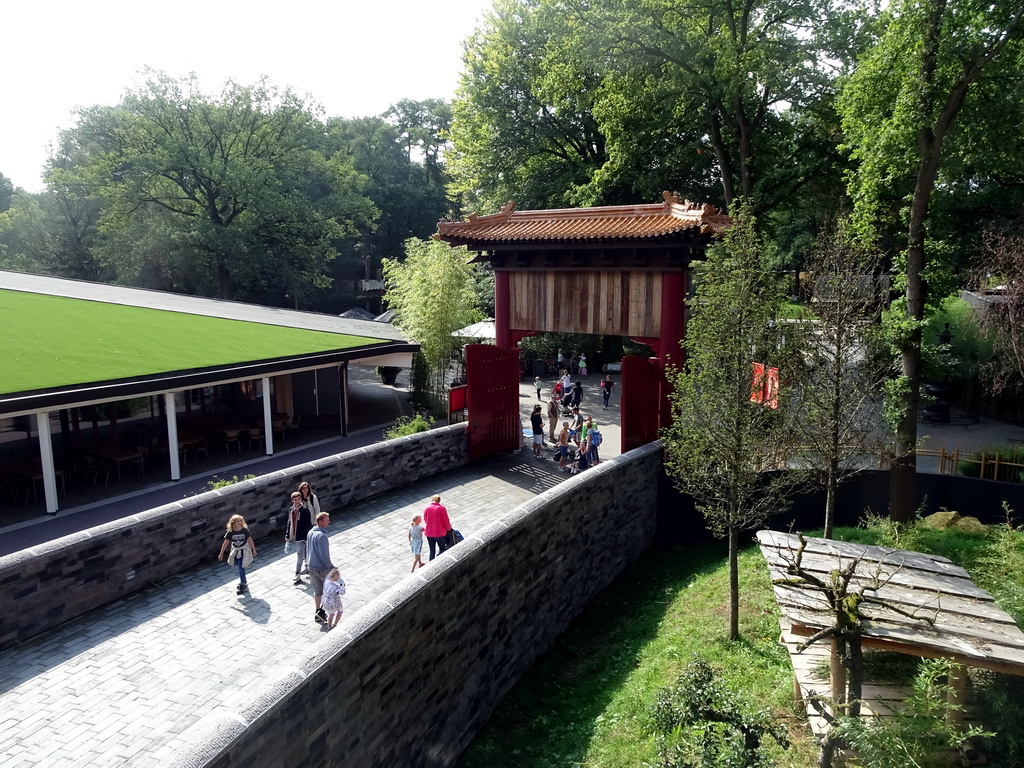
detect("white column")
[36,411,59,515]
[165,392,181,480]
[262,376,274,455]
[340,362,349,437]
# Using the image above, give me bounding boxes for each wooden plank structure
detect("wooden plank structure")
[757,530,1024,736]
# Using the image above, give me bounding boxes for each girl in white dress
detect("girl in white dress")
[321,568,346,629]
[409,514,425,571]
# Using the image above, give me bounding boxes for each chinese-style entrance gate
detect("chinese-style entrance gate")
[436,193,730,458]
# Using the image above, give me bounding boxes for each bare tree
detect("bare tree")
[771,534,938,768]
[794,222,888,538]
[974,226,1024,398]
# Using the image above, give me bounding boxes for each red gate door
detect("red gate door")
[465,344,521,461]
[621,355,664,453]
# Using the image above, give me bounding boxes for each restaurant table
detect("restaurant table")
[1,459,65,502]
[87,445,144,483]
[213,425,248,453]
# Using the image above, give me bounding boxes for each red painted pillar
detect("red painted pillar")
[494,270,511,349]
[660,271,686,369]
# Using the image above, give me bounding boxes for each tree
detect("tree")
[325,110,453,292]
[973,225,1024,400]
[449,0,610,211]
[794,220,887,538]
[0,191,50,273]
[838,0,1024,520]
[385,97,453,195]
[382,238,484,411]
[578,0,841,217]
[0,172,13,214]
[663,208,801,640]
[62,71,376,304]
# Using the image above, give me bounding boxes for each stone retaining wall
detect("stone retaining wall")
[0,425,470,651]
[169,442,664,768]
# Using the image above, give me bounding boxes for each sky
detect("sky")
[1,0,494,193]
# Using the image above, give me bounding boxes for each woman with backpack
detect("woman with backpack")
[584,417,602,465]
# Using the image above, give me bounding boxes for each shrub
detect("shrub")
[205,474,254,490]
[859,506,925,552]
[647,654,789,768]
[837,658,991,768]
[384,414,434,440]
[976,504,1024,623]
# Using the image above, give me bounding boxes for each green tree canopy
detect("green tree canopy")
[448,0,609,212]
[53,71,377,304]
[838,0,1024,519]
[0,172,14,214]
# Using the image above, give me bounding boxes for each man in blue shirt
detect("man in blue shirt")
[306,512,335,624]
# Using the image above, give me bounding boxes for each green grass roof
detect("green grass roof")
[0,290,382,396]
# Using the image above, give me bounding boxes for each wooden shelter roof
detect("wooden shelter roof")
[434,192,730,249]
[756,530,1024,676]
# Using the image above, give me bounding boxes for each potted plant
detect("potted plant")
[376,366,401,386]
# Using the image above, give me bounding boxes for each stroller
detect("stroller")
[551,381,565,408]
[562,446,590,474]
[562,382,583,415]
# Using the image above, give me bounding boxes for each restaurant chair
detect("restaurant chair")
[85,456,111,488]
[194,438,211,462]
[0,470,21,504]
[222,431,241,453]
[132,446,148,476]
[246,428,264,451]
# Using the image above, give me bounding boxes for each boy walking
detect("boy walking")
[285,491,312,585]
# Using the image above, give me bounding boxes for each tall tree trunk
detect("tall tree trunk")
[824,463,838,539]
[728,523,740,641]
[891,0,947,522]
[218,262,233,300]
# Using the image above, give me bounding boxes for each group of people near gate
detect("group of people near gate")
[216,483,461,628]
[531,368,615,474]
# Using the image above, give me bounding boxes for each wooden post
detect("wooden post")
[830,637,846,717]
[494,270,511,349]
[945,663,967,727]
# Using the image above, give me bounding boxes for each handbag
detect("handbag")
[444,529,457,547]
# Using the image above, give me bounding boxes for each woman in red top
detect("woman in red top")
[423,494,452,561]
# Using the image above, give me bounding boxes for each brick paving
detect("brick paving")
[0,374,621,767]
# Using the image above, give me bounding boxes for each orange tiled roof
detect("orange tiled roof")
[435,192,730,245]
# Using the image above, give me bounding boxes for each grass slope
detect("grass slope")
[458,522,1024,768]
[458,543,819,768]
[0,290,379,395]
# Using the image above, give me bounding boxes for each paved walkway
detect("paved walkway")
[0,374,621,767]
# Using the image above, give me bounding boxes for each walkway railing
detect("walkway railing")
[918,447,1024,483]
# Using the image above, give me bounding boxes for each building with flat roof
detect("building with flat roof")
[0,270,418,513]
